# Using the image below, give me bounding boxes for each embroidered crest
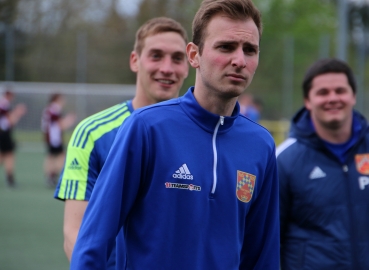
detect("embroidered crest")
[355,154,369,175]
[236,171,256,203]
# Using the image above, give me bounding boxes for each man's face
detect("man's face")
[304,72,356,131]
[188,14,259,99]
[130,32,188,103]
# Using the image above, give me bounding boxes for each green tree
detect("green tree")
[6,0,367,119]
[252,0,336,119]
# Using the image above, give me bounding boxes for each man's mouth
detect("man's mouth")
[324,107,342,113]
[226,74,246,81]
[156,79,175,85]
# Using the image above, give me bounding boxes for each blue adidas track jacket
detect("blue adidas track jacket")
[71,88,279,270]
[277,108,369,270]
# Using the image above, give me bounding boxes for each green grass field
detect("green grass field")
[0,148,69,270]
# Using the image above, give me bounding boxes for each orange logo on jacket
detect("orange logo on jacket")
[236,171,256,203]
[355,154,369,175]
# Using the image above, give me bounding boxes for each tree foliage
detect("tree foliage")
[253,0,337,118]
[2,0,367,119]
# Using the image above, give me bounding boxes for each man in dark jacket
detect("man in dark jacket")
[277,58,369,270]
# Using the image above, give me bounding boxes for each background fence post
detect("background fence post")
[283,36,294,119]
[5,24,14,81]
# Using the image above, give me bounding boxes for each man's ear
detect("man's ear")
[186,42,200,68]
[130,51,139,73]
[304,98,311,111]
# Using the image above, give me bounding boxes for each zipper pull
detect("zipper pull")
[220,116,224,125]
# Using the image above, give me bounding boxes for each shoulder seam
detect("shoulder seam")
[276,138,297,157]
[136,98,180,114]
[72,103,129,148]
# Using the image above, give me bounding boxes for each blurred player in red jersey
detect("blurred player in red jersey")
[0,89,27,187]
[41,93,76,188]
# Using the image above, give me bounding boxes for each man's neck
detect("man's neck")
[131,92,154,111]
[192,86,238,116]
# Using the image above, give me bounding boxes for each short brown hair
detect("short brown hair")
[302,58,356,99]
[134,17,188,55]
[192,0,262,55]
[49,93,62,103]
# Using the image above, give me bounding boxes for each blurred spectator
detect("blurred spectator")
[41,93,75,188]
[239,92,261,122]
[253,96,263,116]
[0,89,27,188]
[276,58,369,269]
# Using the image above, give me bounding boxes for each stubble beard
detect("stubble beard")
[207,79,249,100]
[319,117,344,131]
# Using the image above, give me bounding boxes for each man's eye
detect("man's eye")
[219,45,232,51]
[336,88,347,94]
[173,56,184,62]
[317,90,328,96]
[244,47,257,55]
[151,54,161,59]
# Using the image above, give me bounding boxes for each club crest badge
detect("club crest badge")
[355,154,369,175]
[236,170,256,203]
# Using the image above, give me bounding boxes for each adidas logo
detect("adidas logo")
[68,158,82,170]
[309,166,326,179]
[172,164,193,180]
[71,158,79,166]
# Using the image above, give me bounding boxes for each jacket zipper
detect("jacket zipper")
[342,164,358,269]
[211,116,224,195]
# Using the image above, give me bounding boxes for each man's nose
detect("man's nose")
[159,57,174,74]
[231,48,247,69]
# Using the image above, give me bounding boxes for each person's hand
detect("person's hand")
[14,103,27,117]
[8,103,27,125]
[61,113,77,130]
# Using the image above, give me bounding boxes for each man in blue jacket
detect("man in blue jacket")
[277,58,369,269]
[71,0,280,269]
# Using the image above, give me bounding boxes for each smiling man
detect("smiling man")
[71,0,279,269]
[54,17,189,268]
[277,58,369,269]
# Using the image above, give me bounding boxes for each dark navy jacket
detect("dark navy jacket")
[276,107,369,270]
